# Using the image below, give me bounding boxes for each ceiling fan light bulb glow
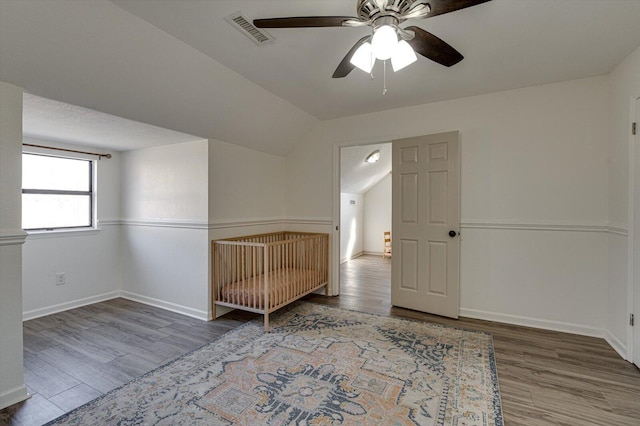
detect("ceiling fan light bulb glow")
[371,25,398,60]
[365,150,380,164]
[350,42,375,73]
[391,40,417,71]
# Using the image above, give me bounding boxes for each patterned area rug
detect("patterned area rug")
[47,303,503,425]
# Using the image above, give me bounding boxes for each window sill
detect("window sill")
[26,227,102,239]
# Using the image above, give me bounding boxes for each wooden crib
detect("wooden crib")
[212,232,329,331]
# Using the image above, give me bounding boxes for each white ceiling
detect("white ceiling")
[341,143,392,194]
[111,0,640,119]
[2,0,640,158]
[23,93,201,151]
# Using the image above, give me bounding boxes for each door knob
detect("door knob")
[448,230,457,238]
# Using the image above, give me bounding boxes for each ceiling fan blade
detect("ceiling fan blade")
[405,26,463,67]
[425,0,492,18]
[332,36,371,78]
[254,16,359,28]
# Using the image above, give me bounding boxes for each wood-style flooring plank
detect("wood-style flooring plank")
[2,255,639,426]
[47,384,102,413]
[303,255,640,426]
[22,352,81,399]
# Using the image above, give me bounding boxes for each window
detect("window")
[22,153,94,230]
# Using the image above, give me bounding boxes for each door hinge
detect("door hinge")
[633,122,637,136]
[631,313,635,326]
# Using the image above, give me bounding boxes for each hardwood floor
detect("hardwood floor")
[2,254,639,425]
[305,255,640,426]
[0,299,255,426]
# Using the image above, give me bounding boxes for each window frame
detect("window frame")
[22,151,97,232]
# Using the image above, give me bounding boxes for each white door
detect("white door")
[391,132,460,318]
[634,97,640,368]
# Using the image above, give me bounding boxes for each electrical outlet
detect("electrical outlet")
[55,273,66,286]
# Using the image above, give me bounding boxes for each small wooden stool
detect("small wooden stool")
[383,231,392,258]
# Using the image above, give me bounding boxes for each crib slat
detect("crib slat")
[212,232,329,331]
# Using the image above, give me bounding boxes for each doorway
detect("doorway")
[333,132,461,318]
[634,96,640,367]
[338,143,392,301]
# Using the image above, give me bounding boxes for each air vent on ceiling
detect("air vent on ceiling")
[225,12,274,46]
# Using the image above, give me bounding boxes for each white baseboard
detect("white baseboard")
[340,251,364,264]
[22,290,209,322]
[604,330,629,361]
[460,308,605,338]
[120,291,209,321]
[363,251,385,257]
[0,385,29,410]
[23,291,121,321]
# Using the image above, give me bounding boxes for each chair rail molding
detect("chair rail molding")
[0,228,27,246]
[460,220,626,234]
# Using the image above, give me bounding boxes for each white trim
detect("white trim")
[363,251,385,257]
[120,219,209,229]
[340,251,364,264]
[607,225,629,236]
[98,218,121,226]
[628,95,640,365]
[25,227,101,239]
[0,229,27,246]
[283,217,333,226]
[0,385,29,411]
[460,220,627,235]
[460,307,605,338]
[120,291,209,321]
[605,330,628,361]
[208,217,284,229]
[23,291,121,321]
[105,217,627,234]
[22,290,208,324]
[332,144,341,296]
[103,217,332,229]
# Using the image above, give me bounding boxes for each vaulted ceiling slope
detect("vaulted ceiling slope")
[0,0,317,156]
[111,0,640,119]
[2,1,640,156]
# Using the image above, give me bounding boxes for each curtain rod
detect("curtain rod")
[22,143,112,159]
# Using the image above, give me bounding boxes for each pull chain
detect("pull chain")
[370,51,375,80]
[382,60,387,95]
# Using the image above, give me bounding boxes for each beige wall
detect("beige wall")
[208,139,286,224]
[21,140,122,319]
[363,174,392,254]
[0,81,28,409]
[120,140,210,319]
[286,76,611,337]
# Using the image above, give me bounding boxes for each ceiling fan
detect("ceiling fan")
[254,0,492,78]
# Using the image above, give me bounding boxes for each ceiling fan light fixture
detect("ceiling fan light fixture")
[391,39,417,71]
[371,25,398,60]
[350,42,375,73]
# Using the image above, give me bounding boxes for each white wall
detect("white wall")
[120,140,210,319]
[363,173,392,255]
[121,140,208,222]
[286,76,610,336]
[21,139,122,319]
[608,45,640,357]
[207,139,289,316]
[340,193,363,262]
[0,81,28,409]
[208,139,285,224]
